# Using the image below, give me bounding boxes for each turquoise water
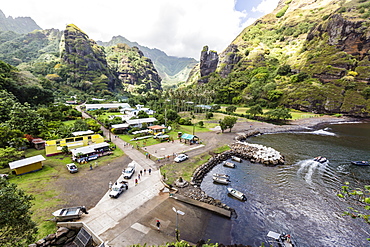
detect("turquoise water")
[201,122,370,247]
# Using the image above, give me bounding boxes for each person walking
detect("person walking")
[144,169,146,175]
[135,178,138,185]
[149,168,151,175]
[156,220,161,231]
[140,170,143,176]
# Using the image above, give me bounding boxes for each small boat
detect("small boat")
[213,173,230,179]
[351,161,370,166]
[52,206,88,221]
[267,231,295,247]
[227,187,246,201]
[223,161,236,168]
[231,156,242,162]
[213,175,230,185]
[313,156,328,163]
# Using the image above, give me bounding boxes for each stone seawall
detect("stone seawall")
[191,142,284,186]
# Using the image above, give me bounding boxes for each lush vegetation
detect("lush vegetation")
[0,178,37,246]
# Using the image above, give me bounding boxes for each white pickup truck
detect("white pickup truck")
[109,182,128,198]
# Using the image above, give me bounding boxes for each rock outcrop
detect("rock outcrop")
[60,24,118,90]
[198,46,219,83]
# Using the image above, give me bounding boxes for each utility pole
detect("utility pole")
[172,207,185,241]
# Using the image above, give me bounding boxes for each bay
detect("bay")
[201,122,370,247]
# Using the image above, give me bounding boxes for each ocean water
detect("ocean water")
[201,122,370,247]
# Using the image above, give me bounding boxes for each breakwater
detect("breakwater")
[191,142,284,186]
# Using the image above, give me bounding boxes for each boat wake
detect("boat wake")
[296,159,338,186]
[298,128,336,136]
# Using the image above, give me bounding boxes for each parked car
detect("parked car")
[109,183,127,198]
[153,133,164,139]
[66,163,78,173]
[123,163,135,179]
[174,154,188,163]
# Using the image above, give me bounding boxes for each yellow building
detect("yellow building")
[45,134,105,156]
[9,155,46,175]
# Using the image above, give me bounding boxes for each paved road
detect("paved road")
[77,108,232,246]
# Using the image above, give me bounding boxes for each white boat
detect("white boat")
[212,175,230,185]
[52,206,88,221]
[267,231,295,247]
[223,161,236,168]
[213,173,230,179]
[227,187,246,201]
[313,156,328,163]
[231,156,242,162]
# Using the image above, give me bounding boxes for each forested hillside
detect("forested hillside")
[98,36,197,88]
[187,0,370,117]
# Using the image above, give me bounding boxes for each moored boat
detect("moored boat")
[231,156,242,162]
[52,206,88,221]
[313,156,328,163]
[227,187,246,201]
[223,161,236,168]
[213,175,230,185]
[213,173,230,179]
[267,231,295,247]
[351,160,370,166]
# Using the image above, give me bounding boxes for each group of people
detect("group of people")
[134,168,151,185]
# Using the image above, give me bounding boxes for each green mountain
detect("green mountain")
[0,9,41,34]
[189,0,370,117]
[97,36,197,88]
[0,23,162,95]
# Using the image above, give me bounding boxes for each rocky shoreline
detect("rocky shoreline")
[177,115,360,214]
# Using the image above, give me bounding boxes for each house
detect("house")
[45,134,105,156]
[148,125,166,135]
[121,105,155,116]
[32,138,46,150]
[126,118,157,128]
[9,155,46,175]
[72,130,94,136]
[70,142,111,163]
[85,103,130,111]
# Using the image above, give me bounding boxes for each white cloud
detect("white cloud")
[252,0,280,15]
[1,0,268,59]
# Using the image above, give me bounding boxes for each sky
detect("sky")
[1,0,280,59]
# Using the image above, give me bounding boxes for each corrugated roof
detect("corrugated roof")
[180,133,195,140]
[70,142,110,156]
[9,155,46,169]
[72,130,94,136]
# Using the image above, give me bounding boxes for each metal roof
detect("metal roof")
[9,155,46,169]
[72,130,94,136]
[70,142,110,156]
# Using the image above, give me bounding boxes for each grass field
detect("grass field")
[5,147,123,239]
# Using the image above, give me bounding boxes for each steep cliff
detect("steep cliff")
[105,43,162,93]
[198,46,219,83]
[59,24,118,91]
[190,0,370,117]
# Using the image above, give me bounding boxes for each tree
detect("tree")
[219,116,238,133]
[0,147,24,168]
[225,105,237,114]
[0,127,24,149]
[265,107,292,121]
[6,103,45,136]
[246,104,263,118]
[0,179,37,246]
[137,110,149,119]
